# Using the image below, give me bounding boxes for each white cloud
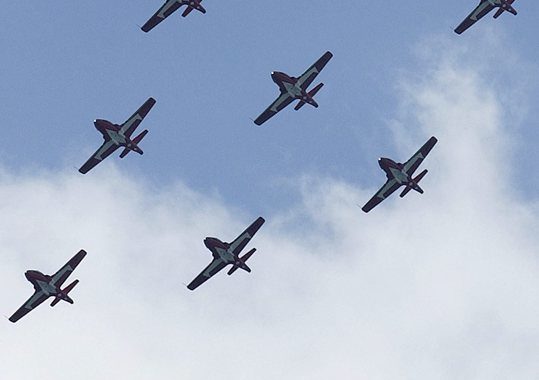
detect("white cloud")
[1,39,538,380]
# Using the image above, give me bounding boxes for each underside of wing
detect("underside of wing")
[455,1,495,34]
[187,258,227,290]
[119,97,156,138]
[9,291,49,323]
[403,136,438,176]
[362,179,401,213]
[142,1,183,33]
[254,93,294,126]
[51,250,87,288]
[297,51,333,90]
[229,217,265,256]
[79,139,120,174]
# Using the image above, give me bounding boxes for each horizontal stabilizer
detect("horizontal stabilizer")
[63,279,79,295]
[294,100,306,111]
[241,248,256,262]
[51,279,79,307]
[399,185,412,198]
[120,130,148,158]
[294,83,324,111]
[227,248,256,275]
[308,83,324,98]
[182,6,194,17]
[413,169,428,183]
[50,297,61,307]
[400,169,428,198]
[119,148,130,159]
[132,129,148,144]
[182,3,206,17]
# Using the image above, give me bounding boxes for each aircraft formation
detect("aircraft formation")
[7,0,524,324]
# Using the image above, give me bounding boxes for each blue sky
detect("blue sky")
[0,1,537,214]
[1,2,538,379]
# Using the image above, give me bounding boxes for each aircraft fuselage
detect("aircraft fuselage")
[160,1,181,18]
[378,157,425,194]
[204,237,235,264]
[378,158,410,184]
[204,237,250,271]
[25,270,58,296]
[472,0,501,19]
[94,119,143,155]
[271,71,314,103]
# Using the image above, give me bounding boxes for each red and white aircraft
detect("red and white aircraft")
[9,250,87,323]
[455,0,517,34]
[187,217,265,290]
[362,137,438,213]
[79,98,156,174]
[254,51,333,126]
[141,0,206,33]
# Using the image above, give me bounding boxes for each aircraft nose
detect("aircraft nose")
[378,157,391,170]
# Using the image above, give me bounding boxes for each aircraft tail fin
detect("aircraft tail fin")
[294,83,324,111]
[400,169,428,198]
[51,279,79,307]
[120,130,148,158]
[227,248,256,275]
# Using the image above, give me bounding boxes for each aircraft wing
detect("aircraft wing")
[296,51,333,90]
[119,98,156,138]
[455,0,495,34]
[9,290,50,323]
[254,92,295,126]
[141,1,183,33]
[78,139,120,174]
[187,258,228,290]
[402,137,438,176]
[229,217,265,256]
[362,179,402,213]
[51,250,87,288]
